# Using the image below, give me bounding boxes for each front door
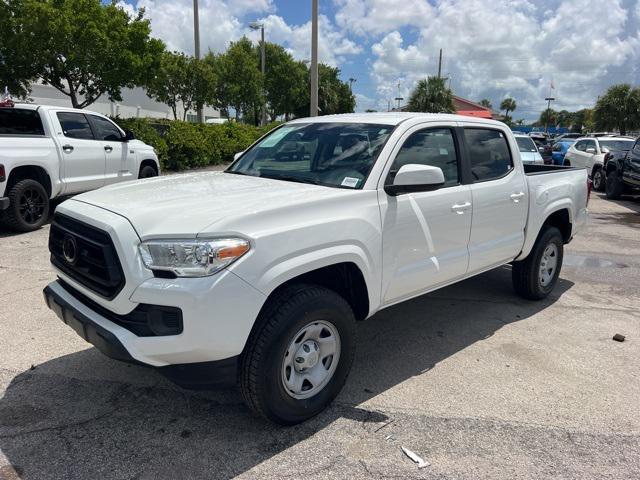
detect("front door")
[54,111,106,194]
[380,125,472,304]
[464,127,528,273]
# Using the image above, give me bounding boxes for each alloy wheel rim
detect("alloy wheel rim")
[594,171,602,189]
[281,320,341,400]
[18,188,46,225]
[539,243,558,287]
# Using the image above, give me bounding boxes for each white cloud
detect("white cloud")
[343,0,640,119]
[334,0,433,36]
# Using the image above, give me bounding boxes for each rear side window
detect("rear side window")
[389,128,459,187]
[57,112,94,140]
[89,115,123,141]
[465,128,513,182]
[0,109,45,135]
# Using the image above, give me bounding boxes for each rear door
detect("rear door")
[464,127,527,273]
[380,124,472,303]
[86,114,136,184]
[52,111,105,194]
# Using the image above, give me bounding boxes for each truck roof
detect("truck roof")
[288,112,506,127]
[8,103,96,114]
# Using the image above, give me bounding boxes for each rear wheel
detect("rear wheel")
[605,170,624,199]
[139,164,158,179]
[592,169,605,192]
[1,179,49,232]
[512,226,563,300]
[239,284,356,425]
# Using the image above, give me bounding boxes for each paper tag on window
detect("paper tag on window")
[341,177,360,188]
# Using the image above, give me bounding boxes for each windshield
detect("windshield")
[227,123,393,189]
[515,136,537,152]
[598,139,634,152]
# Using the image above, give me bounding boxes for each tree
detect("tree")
[500,97,517,118]
[211,37,263,121]
[479,99,492,109]
[539,108,557,127]
[259,43,307,121]
[406,76,455,113]
[292,64,355,117]
[0,0,164,108]
[594,84,640,135]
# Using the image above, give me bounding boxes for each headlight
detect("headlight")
[139,238,250,277]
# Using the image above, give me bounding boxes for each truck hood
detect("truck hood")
[72,172,355,239]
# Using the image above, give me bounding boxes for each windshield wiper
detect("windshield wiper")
[263,173,322,186]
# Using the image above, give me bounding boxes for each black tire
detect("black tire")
[512,226,563,300]
[1,179,49,232]
[139,164,158,179]
[239,284,356,425]
[605,170,624,199]
[592,168,605,192]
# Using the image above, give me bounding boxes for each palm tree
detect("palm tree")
[594,84,640,135]
[500,97,517,118]
[479,98,492,109]
[406,76,455,113]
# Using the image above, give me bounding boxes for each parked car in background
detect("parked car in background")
[513,133,544,163]
[603,137,640,199]
[551,140,576,165]
[43,113,589,424]
[205,118,229,125]
[564,136,635,191]
[0,103,160,231]
[530,134,553,163]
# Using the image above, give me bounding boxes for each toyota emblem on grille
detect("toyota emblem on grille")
[62,234,78,264]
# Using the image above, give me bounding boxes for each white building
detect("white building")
[27,82,221,121]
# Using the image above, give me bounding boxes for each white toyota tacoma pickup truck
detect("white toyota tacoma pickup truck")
[43,113,589,424]
[0,102,159,231]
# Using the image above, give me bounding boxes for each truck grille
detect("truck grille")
[49,213,125,299]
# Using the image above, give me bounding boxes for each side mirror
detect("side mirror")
[384,164,445,196]
[585,147,596,154]
[124,129,135,141]
[233,151,244,161]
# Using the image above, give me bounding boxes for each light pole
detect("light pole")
[349,78,356,90]
[193,0,203,124]
[544,96,555,134]
[250,22,267,126]
[310,0,318,117]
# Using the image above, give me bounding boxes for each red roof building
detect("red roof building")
[453,96,496,119]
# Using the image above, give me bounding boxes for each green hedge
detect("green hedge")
[112,117,280,171]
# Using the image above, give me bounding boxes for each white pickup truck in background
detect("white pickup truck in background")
[0,103,159,231]
[43,113,589,424]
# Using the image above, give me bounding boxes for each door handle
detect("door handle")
[62,144,74,153]
[104,145,113,153]
[510,192,525,203]
[451,202,471,214]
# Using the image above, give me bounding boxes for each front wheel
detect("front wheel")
[605,171,624,199]
[139,165,158,179]
[512,226,564,300]
[239,284,356,425]
[592,169,605,192]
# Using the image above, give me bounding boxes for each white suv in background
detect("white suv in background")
[564,136,635,191]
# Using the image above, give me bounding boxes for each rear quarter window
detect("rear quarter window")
[0,109,45,135]
[465,128,513,182]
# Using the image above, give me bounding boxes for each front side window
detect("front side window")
[0,109,45,135]
[388,128,459,187]
[465,128,513,182]
[89,115,123,141]
[584,140,597,151]
[57,112,94,140]
[574,140,586,151]
[228,123,393,189]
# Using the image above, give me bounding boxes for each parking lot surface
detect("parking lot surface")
[0,192,639,479]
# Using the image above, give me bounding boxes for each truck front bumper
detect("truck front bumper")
[43,275,265,387]
[0,197,9,210]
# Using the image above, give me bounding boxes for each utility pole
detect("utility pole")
[193,0,203,124]
[437,48,443,79]
[394,81,403,110]
[544,96,555,134]
[310,0,319,117]
[349,78,356,90]
[250,22,267,126]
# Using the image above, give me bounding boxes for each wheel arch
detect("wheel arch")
[516,205,573,261]
[6,165,52,197]
[139,158,159,176]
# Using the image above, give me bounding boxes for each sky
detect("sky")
[118,0,640,121]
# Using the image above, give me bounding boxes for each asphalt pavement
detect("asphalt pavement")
[0,192,638,479]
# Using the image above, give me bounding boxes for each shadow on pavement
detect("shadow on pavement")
[0,267,573,479]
